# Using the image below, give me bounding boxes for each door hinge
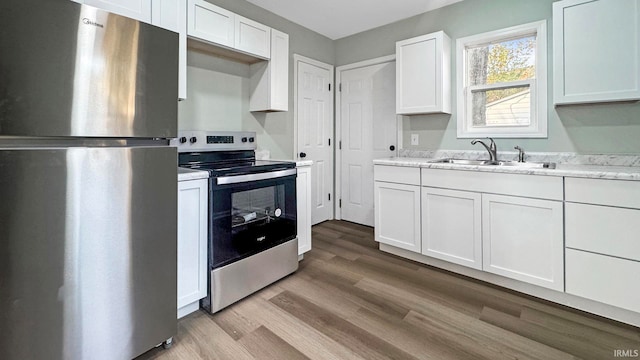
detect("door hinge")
[328,138,331,146]
[339,140,342,150]
[339,199,342,208]
[328,83,331,91]
[328,193,331,201]
[339,83,342,92]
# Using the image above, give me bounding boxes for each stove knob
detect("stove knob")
[179,137,187,144]
[241,137,248,143]
[189,137,197,144]
[249,137,255,143]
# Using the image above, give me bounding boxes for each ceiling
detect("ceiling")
[244,0,464,40]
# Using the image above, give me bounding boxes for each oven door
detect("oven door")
[210,169,297,269]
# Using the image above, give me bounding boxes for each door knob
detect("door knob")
[389,145,396,151]
[299,152,307,158]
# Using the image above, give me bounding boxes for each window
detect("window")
[456,21,547,138]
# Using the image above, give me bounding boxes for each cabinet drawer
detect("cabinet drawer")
[566,177,640,208]
[374,165,420,185]
[566,202,640,262]
[566,249,640,313]
[422,169,563,200]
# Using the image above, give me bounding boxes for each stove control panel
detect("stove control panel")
[172,131,257,152]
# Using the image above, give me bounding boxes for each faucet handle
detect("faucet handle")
[514,146,525,162]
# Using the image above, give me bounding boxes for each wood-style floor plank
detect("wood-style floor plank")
[137,220,640,360]
[237,326,310,360]
[270,290,421,360]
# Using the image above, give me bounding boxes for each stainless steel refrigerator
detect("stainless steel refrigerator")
[0,1,178,359]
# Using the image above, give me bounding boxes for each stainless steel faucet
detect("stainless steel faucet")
[471,138,498,162]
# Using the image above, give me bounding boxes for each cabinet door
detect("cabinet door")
[83,0,152,23]
[553,0,640,104]
[422,187,482,270]
[250,29,289,112]
[187,0,234,48]
[396,31,451,114]
[152,0,186,100]
[296,165,312,255]
[151,0,180,32]
[177,179,208,315]
[482,194,564,291]
[235,15,271,59]
[374,181,421,253]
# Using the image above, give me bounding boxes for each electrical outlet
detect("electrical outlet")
[411,133,419,146]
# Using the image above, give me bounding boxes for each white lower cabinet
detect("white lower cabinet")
[421,187,482,270]
[564,177,640,312]
[374,181,421,253]
[296,163,312,255]
[566,249,640,314]
[177,178,208,318]
[482,194,564,291]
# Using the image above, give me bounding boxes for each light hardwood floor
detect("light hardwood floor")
[138,220,640,360]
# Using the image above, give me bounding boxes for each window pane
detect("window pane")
[471,86,530,127]
[468,35,536,86]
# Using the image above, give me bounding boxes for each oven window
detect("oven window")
[232,186,285,228]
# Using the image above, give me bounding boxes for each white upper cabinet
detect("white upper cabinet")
[188,0,235,48]
[396,31,451,114]
[83,0,152,23]
[553,0,640,104]
[151,0,181,33]
[187,0,271,60]
[151,0,187,100]
[235,15,271,59]
[250,29,289,112]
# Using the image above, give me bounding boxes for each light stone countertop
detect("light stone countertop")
[296,160,313,167]
[178,167,210,181]
[374,157,640,181]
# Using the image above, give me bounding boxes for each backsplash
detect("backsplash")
[398,149,640,167]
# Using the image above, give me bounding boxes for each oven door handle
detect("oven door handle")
[216,168,297,185]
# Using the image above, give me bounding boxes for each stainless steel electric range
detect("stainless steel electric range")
[176,131,298,313]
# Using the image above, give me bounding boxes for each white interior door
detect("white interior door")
[339,60,397,226]
[295,56,334,225]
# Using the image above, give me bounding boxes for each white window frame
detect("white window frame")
[456,20,547,138]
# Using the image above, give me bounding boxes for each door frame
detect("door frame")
[335,55,402,221]
[293,54,335,221]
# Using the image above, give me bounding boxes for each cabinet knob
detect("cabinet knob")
[299,152,307,158]
[389,145,396,151]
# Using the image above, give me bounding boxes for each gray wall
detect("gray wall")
[178,0,334,159]
[335,0,640,154]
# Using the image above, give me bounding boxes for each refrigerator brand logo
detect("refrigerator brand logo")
[82,18,104,28]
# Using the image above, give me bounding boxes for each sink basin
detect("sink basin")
[430,158,493,165]
[431,158,556,169]
[494,161,556,169]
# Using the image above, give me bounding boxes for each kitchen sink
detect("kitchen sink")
[431,158,556,169]
[493,160,556,169]
[430,159,493,165]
